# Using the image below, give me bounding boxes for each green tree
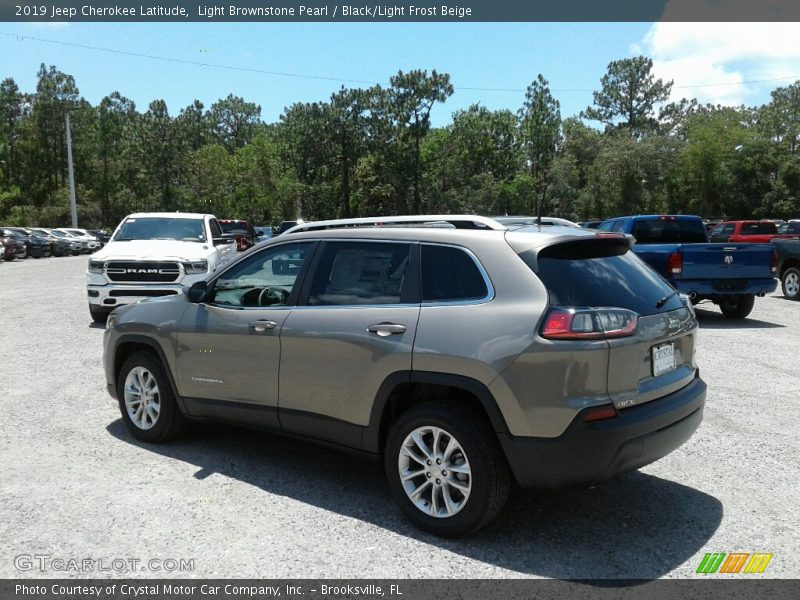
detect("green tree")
[518,75,561,213]
[388,69,454,213]
[582,56,672,137]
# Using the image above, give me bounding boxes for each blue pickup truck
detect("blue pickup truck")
[597,215,777,319]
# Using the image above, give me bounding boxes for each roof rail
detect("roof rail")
[283,215,506,234]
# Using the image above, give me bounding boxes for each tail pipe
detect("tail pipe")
[758,291,766,297]
[689,292,698,300]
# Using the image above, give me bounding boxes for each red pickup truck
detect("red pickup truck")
[708,220,796,243]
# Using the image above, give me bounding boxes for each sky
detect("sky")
[1,22,799,126]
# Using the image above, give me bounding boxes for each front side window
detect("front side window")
[307,242,413,306]
[211,242,312,307]
[114,218,207,243]
[421,244,489,303]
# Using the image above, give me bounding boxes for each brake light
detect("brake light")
[668,251,683,275]
[541,307,639,341]
[772,249,778,274]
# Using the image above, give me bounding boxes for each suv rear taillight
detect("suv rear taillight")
[772,249,778,274]
[541,307,639,341]
[668,250,683,275]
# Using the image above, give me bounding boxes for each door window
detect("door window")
[307,242,414,306]
[211,242,312,307]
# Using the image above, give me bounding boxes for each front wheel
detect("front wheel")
[719,294,755,319]
[117,351,185,442]
[384,402,510,537]
[781,267,800,300]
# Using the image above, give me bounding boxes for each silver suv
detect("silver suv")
[103,215,706,536]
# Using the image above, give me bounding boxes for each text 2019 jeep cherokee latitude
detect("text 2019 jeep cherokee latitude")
[103,215,706,536]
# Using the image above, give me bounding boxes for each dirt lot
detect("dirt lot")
[0,255,797,579]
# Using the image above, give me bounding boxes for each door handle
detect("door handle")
[249,320,277,333]
[367,323,407,336]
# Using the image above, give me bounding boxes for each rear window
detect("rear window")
[740,222,777,235]
[220,221,252,234]
[632,219,707,244]
[525,243,682,315]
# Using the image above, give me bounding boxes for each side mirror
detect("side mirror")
[185,280,208,303]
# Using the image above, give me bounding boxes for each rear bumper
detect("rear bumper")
[672,278,777,298]
[499,375,706,489]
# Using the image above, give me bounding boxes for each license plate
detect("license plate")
[652,343,675,376]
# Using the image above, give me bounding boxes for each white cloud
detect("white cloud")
[639,22,800,107]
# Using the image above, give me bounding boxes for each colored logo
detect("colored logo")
[696,552,773,574]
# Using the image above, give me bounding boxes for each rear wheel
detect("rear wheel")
[384,402,510,537]
[719,294,755,319]
[117,351,185,442]
[782,267,800,300]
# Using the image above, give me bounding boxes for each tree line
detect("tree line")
[1,57,799,229]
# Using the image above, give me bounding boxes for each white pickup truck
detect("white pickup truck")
[86,212,237,322]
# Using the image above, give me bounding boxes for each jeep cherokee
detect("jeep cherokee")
[103,215,706,536]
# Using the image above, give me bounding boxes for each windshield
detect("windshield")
[113,217,207,242]
[50,231,68,238]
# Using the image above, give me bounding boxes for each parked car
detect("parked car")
[48,229,84,255]
[578,220,604,229]
[708,220,791,243]
[87,212,237,322]
[598,215,777,319]
[254,226,273,241]
[27,228,72,257]
[0,227,31,258]
[772,238,800,300]
[776,222,800,237]
[87,229,112,247]
[275,220,303,235]
[218,219,258,251]
[6,227,51,258]
[494,215,580,228]
[103,214,705,536]
[57,228,101,253]
[0,231,25,261]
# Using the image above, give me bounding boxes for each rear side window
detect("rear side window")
[307,242,413,306]
[527,243,682,315]
[632,219,707,244]
[421,244,489,302]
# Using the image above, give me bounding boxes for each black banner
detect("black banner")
[3,0,800,22]
[3,580,800,600]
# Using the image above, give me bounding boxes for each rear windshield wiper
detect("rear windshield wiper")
[655,289,680,309]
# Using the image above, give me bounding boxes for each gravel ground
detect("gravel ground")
[0,255,797,580]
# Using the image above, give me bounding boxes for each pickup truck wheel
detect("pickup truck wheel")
[384,402,510,537]
[719,294,755,319]
[782,268,800,300]
[117,352,185,442]
[89,305,110,323]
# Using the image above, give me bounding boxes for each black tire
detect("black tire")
[116,351,185,443]
[781,267,800,301]
[384,401,511,537]
[719,294,755,319]
[89,304,110,323]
